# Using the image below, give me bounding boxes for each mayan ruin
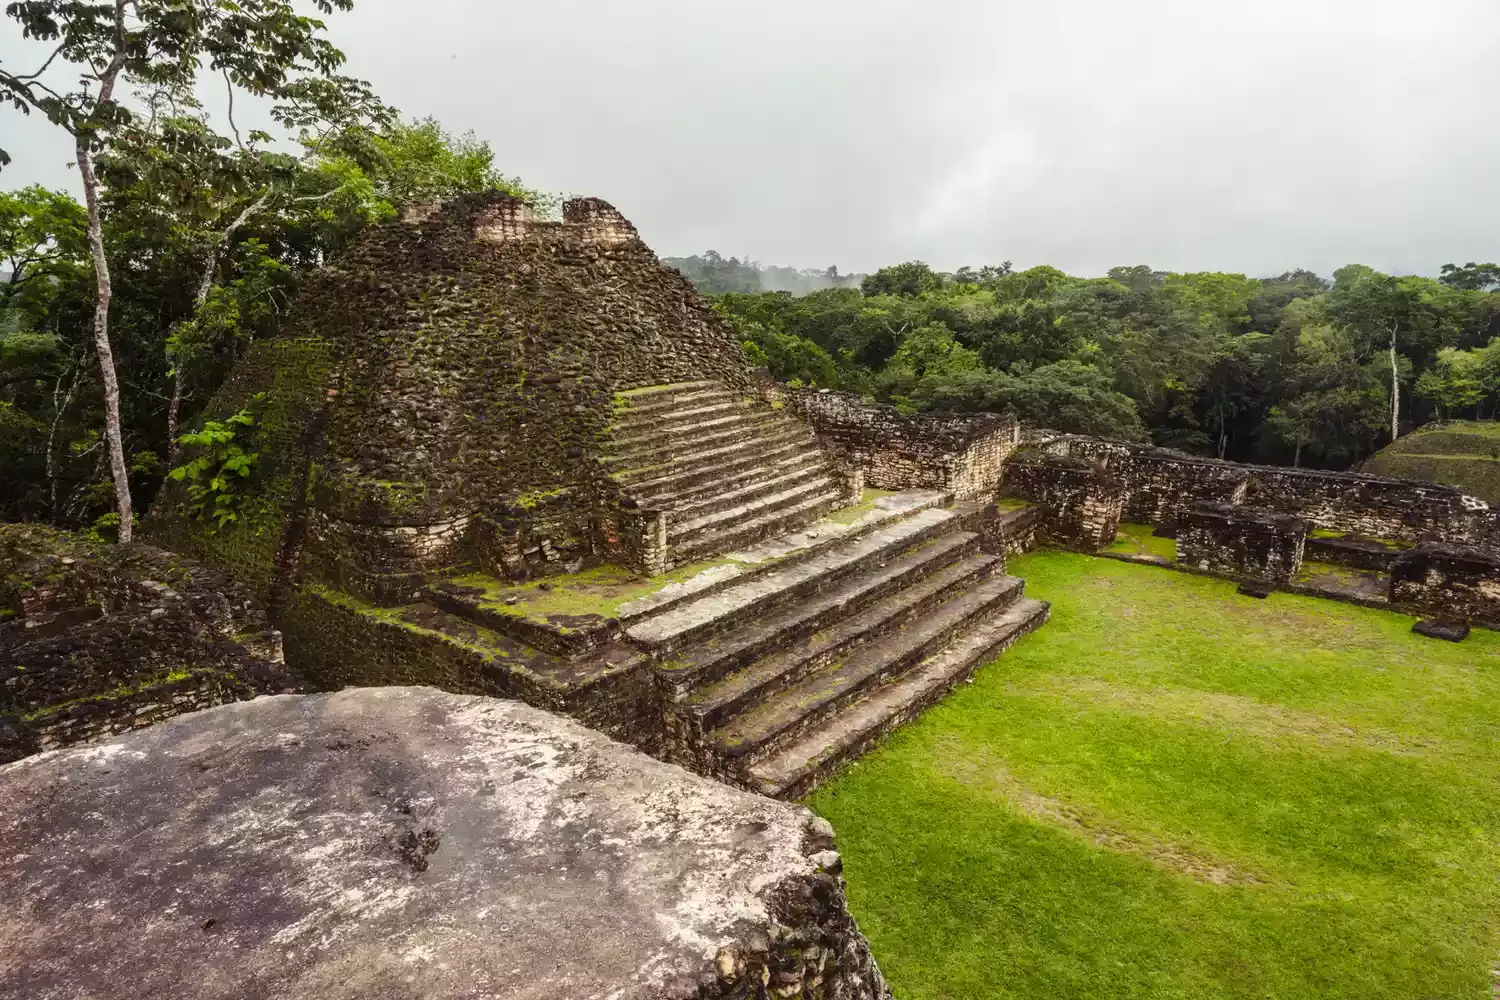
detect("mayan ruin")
[5,4,1500,998]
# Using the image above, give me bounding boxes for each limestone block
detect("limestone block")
[1391,542,1500,625]
[1177,503,1306,583]
[0,688,890,1000]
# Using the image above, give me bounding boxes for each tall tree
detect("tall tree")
[1,0,374,541]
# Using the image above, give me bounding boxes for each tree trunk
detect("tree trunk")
[1293,438,1302,468]
[166,190,269,467]
[76,136,133,543]
[47,359,82,523]
[1388,325,1401,443]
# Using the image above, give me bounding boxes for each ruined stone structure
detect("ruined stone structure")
[783,388,1021,499]
[138,195,1049,797]
[0,524,293,763]
[0,688,890,1000]
[148,194,782,606]
[1391,543,1500,627]
[1003,430,1500,630]
[1025,432,1500,546]
[999,459,1125,551]
[1177,504,1307,584]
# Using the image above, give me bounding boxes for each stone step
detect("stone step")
[708,575,1028,770]
[615,489,958,630]
[655,530,979,698]
[634,450,828,509]
[662,464,833,521]
[671,477,840,547]
[610,399,760,437]
[614,383,733,419]
[667,490,846,568]
[616,379,720,401]
[602,412,792,469]
[618,437,824,496]
[747,597,1051,800]
[676,552,1005,738]
[631,504,962,660]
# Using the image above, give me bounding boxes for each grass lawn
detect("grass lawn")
[1104,522,1176,561]
[808,551,1500,999]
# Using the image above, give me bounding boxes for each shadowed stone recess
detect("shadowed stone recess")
[0,687,889,1000]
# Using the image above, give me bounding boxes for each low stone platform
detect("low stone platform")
[282,489,1049,797]
[0,687,889,1000]
[1,523,294,763]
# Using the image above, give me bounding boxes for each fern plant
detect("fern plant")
[168,393,267,530]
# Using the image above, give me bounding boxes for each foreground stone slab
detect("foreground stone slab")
[0,688,888,1000]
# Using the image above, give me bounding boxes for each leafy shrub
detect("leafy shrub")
[168,393,267,530]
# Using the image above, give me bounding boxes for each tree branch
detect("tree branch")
[15,43,68,82]
[223,68,244,149]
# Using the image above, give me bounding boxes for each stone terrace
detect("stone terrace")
[318,482,1048,798]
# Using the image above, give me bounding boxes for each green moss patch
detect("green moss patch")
[1105,521,1176,560]
[810,552,1500,999]
[444,557,740,625]
[826,488,898,525]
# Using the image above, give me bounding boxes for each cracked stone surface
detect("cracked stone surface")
[0,687,887,1000]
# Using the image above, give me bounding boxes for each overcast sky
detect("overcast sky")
[4,0,1499,277]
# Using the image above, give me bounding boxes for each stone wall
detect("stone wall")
[1303,534,1409,573]
[1177,504,1307,583]
[0,687,890,1000]
[0,524,294,763]
[784,389,1020,499]
[1390,543,1500,625]
[1000,460,1125,551]
[1029,433,1499,546]
[279,585,662,754]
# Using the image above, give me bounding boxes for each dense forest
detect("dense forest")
[701,259,1500,468]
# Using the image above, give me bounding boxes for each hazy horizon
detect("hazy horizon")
[3,0,1498,279]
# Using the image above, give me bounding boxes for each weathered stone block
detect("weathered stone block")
[1391,543,1500,625]
[1177,503,1306,583]
[1413,618,1470,642]
[786,389,1019,499]
[1004,460,1125,551]
[0,688,891,1000]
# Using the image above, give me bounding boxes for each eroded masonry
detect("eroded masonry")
[128,193,1050,798]
[6,194,1500,998]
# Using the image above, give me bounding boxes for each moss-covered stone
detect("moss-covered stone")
[0,522,295,762]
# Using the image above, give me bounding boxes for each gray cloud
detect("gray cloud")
[5,0,1499,277]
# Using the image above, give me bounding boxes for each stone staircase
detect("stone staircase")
[625,498,1050,800]
[604,381,851,569]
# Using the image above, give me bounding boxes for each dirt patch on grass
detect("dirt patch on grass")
[1017,676,1436,757]
[934,741,1265,886]
[1081,563,1399,654]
